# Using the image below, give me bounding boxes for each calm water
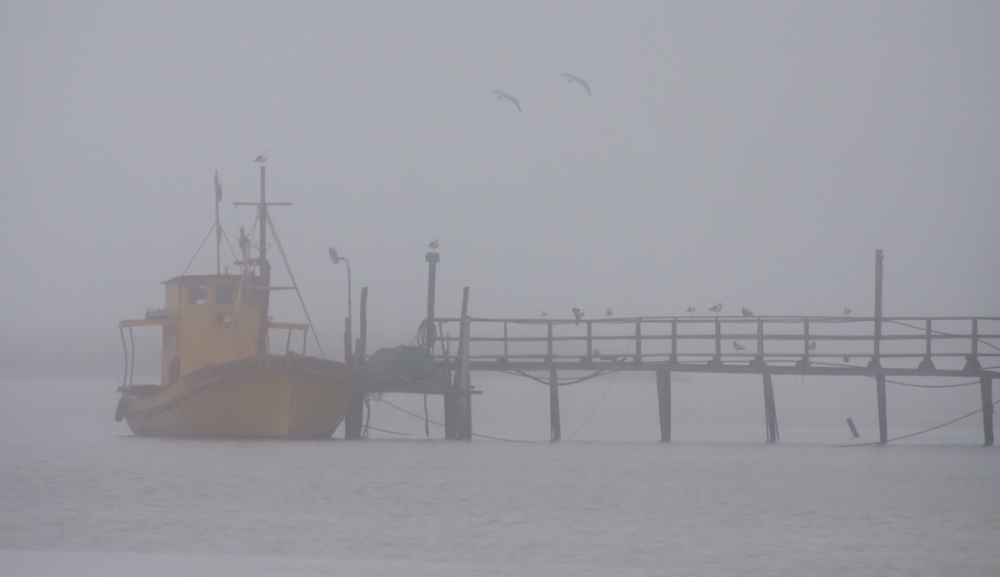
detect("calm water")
[2,375,998,575]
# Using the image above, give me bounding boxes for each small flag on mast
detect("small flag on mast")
[214,170,222,202]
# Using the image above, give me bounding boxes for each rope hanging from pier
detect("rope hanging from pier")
[839,398,1000,447]
[501,369,618,386]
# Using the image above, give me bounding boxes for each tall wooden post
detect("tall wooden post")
[981,375,994,446]
[763,373,778,443]
[876,374,888,444]
[656,369,671,442]
[549,367,561,441]
[458,287,472,440]
[874,250,887,445]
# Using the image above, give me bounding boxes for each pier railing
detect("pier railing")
[429,315,1000,374]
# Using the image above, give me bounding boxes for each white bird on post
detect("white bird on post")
[561,73,591,95]
[491,89,521,112]
[253,150,268,163]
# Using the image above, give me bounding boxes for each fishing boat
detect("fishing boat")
[115,164,358,438]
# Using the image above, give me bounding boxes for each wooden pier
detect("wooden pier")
[344,250,999,445]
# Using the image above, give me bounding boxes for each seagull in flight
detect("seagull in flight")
[709,303,723,314]
[686,306,696,315]
[491,89,521,112]
[572,307,585,324]
[253,150,268,163]
[742,307,754,317]
[843,306,852,315]
[605,307,613,317]
[561,73,591,95]
[732,341,746,352]
[428,239,439,249]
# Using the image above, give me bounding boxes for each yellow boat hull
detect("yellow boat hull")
[120,355,358,439]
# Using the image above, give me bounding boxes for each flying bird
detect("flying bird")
[428,239,439,249]
[843,306,852,315]
[709,303,723,314]
[572,307,585,324]
[491,89,521,112]
[686,306,696,315]
[561,73,591,95]
[742,307,754,317]
[605,307,613,317]
[732,341,746,352]
[541,309,549,317]
[253,150,268,163]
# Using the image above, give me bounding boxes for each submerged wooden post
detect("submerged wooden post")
[763,373,778,443]
[656,369,671,442]
[876,374,888,444]
[981,375,994,446]
[549,367,561,441]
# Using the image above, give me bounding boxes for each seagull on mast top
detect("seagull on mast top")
[428,239,439,249]
[253,150,268,163]
[491,89,521,112]
[561,73,591,95]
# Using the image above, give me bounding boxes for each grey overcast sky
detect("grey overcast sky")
[1,1,998,375]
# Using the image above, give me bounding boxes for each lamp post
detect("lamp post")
[328,247,352,362]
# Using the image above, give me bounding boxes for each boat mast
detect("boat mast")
[214,170,222,275]
[256,165,271,354]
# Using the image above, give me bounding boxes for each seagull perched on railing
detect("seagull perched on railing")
[709,303,723,314]
[606,307,613,317]
[686,306,695,315]
[843,306,852,315]
[808,342,817,351]
[253,150,268,163]
[732,341,746,351]
[541,309,548,317]
[572,307,585,325]
[491,90,521,112]
[742,307,754,317]
[561,73,591,95]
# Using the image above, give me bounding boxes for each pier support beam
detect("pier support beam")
[444,391,458,439]
[876,375,888,444]
[656,370,671,442]
[549,368,561,441]
[344,394,364,439]
[981,375,994,446]
[763,373,778,443]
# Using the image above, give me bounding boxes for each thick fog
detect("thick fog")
[1,2,998,377]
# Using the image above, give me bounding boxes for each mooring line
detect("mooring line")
[374,397,531,442]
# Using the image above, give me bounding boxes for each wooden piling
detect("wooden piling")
[763,373,778,443]
[549,367,561,441]
[455,287,472,440]
[656,369,671,442]
[876,374,888,444]
[344,288,369,440]
[981,375,994,446]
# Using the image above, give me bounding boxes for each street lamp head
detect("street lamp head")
[328,247,340,264]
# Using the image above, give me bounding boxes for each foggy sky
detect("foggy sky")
[1,1,998,376]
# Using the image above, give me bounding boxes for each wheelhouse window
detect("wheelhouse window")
[189,284,207,305]
[217,284,235,305]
